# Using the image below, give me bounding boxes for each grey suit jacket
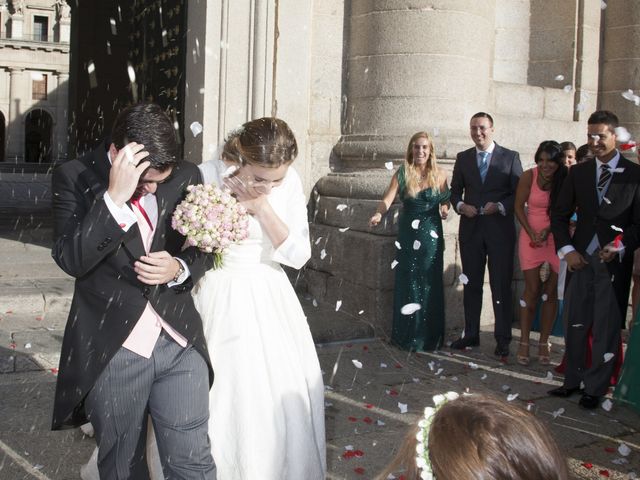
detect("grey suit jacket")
[450,143,522,243]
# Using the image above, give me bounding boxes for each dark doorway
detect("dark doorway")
[24,109,53,163]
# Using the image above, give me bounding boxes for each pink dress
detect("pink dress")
[518,167,560,273]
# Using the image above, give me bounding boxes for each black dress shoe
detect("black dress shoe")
[450,337,479,350]
[548,385,582,398]
[579,394,600,410]
[494,344,510,357]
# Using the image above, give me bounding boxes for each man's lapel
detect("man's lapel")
[599,156,630,212]
[582,160,599,213]
[149,181,171,253]
[483,144,501,187]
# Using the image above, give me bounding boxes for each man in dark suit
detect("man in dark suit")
[450,112,523,357]
[51,103,216,478]
[549,110,640,409]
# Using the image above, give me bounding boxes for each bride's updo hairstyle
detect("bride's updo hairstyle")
[225,117,298,168]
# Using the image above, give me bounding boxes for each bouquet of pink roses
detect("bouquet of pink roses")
[172,183,250,267]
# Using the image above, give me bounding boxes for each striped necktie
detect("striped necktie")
[597,163,611,201]
[478,151,489,182]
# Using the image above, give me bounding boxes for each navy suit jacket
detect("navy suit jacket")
[450,143,522,243]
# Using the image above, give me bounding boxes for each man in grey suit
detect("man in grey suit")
[549,110,640,409]
[450,112,523,357]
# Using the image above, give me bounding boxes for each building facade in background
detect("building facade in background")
[0,0,70,165]
[61,0,640,333]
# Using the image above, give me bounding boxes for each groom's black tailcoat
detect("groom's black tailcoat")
[51,143,214,430]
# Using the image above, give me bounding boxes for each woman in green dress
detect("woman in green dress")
[615,315,640,412]
[370,132,451,351]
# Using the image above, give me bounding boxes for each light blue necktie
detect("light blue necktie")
[478,151,489,182]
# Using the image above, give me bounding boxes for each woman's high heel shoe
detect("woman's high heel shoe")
[516,342,530,366]
[538,342,551,365]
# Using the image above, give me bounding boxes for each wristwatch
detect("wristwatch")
[173,259,185,282]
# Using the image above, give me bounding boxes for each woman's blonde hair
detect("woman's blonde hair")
[402,132,439,198]
[223,117,298,168]
[377,394,568,480]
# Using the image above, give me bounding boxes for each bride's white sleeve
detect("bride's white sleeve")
[271,167,311,270]
[198,145,224,185]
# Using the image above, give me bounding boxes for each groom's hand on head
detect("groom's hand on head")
[107,142,151,207]
[135,251,182,285]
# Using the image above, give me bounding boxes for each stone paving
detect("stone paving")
[0,227,639,479]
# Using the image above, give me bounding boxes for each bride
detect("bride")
[82,117,326,479]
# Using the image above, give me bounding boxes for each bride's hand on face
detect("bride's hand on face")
[223,175,268,215]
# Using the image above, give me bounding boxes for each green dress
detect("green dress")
[391,165,450,351]
[614,311,640,412]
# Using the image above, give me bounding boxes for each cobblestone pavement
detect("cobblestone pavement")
[0,226,638,479]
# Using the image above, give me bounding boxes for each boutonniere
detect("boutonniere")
[611,167,625,173]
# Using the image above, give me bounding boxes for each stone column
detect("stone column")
[600,0,640,140]
[53,72,69,162]
[305,1,497,333]
[10,12,23,39]
[336,0,496,169]
[7,68,25,161]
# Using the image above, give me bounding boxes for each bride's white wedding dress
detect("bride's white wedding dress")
[81,157,326,480]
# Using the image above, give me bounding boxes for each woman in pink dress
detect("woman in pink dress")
[515,141,568,365]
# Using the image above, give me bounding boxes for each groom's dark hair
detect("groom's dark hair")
[111,103,178,172]
[588,110,619,130]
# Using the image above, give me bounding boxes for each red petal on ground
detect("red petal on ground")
[342,451,356,459]
[354,467,365,475]
[604,447,616,453]
[582,463,593,469]
[394,363,402,369]
[346,343,353,348]
[5,310,12,314]
[362,417,373,424]
[364,403,373,409]
[599,470,610,477]
[354,450,364,457]
[348,416,358,422]
[389,389,399,396]
[50,368,59,374]
[35,316,43,321]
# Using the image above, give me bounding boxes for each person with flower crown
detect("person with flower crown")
[377,393,568,480]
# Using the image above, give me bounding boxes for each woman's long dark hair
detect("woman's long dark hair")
[535,140,567,216]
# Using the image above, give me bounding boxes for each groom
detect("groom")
[51,103,216,478]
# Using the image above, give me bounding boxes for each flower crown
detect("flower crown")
[415,392,460,480]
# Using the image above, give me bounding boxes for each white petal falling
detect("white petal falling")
[385,162,394,170]
[358,310,364,315]
[189,121,203,137]
[610,225,624,233]
[604,352,615,362]
[614,126,631,143]
[411,219,420,229]
[351,359,363,369]
[391,260,399,269]
[398,402,408,414]
[400,303,421,315]
[622,89,635,101]
[481,373,487,380]
[563,84,572,93]
[429,230,438,239]
[394,241,401,249]
[459,273,469,285]
[413,240,421,250]
[315,237,323,245]
[338,227,350,233]
[335,300,342,311]
[554,74,565,81]
[87,61,98,89]
[336,204,348,211]
[127,64,136,83]
[312,299,318,307]
[109,18,117,35]
[320,249,327,260]
[601,0,607,9]
[541,293,548,302]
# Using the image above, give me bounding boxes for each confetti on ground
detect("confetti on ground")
[468,362,479,370]
[338,227,349,232]
[618,444,631,456]
[552,407,565,419]
[602,399,613,411]
[320,249,327,259]
[546,371,554,381]
[336,204,348,211]
[507,393,519,401]
[398,402,408,414]
[335,300,342,311]
[315,237,323,245]
[352,359,363,369]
